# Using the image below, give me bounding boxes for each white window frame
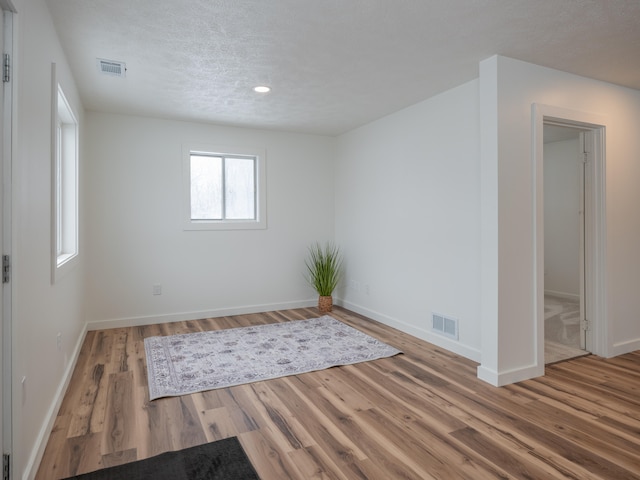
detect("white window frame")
[182,143,266,231]
[51,70,79,282]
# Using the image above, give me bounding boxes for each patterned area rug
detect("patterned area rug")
[144,315,401,400]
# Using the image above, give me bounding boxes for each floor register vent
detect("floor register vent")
[432,313,459,340]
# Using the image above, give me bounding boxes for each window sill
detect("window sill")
[183,219,267,231]
[57,252,76,266]
[53,251,79,283]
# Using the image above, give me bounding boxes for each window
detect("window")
[183,144,266,230]
[52,83,79,281]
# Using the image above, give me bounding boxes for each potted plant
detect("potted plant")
[305,242,343,313]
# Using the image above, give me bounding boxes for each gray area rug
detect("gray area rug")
[63,437,260,480]
[144,315,401,400]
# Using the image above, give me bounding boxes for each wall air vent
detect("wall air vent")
[97,58,126,77]
[431,312,459,340]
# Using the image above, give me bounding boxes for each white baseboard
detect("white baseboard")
[477,362,544,387]
[338,299,481,363]
[86,299,318,331]
[610,337,640,357]
[23,323,89,480]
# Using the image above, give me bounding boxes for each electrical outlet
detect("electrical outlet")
[152,284,162,295]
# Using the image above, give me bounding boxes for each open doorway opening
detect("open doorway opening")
[533,104,607,371]
[543,124,588,364]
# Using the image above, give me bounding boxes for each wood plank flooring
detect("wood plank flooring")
[35,307,640,479]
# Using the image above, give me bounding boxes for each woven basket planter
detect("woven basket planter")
[318,295,333,313]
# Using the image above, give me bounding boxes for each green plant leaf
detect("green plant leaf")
[305,242,343,296]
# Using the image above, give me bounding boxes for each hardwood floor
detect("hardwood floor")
[36,307,640,479]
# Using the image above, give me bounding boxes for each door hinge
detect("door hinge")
[3,54,9,83]
[581,132,591,160]
[581,318,590,331]
[2,255,10,284]
[3,453,9,480]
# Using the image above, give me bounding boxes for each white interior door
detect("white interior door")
[580,130,597,353]
[578,132,587,350]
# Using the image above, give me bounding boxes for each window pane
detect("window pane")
[225,157,255,220]
[191,155,222,219]
[56,86,79,265]
[60,123,77,253]
[56,122,63,256]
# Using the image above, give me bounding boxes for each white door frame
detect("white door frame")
[0,1,14,474]
[533,104,608,369]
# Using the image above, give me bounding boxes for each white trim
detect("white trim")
[532,103,609,369]
[87,299,315,331]
[610,338,640,357]
[338,299,481,362]
[22,323,88,480]
[182,143,267,231]
[51,66,80,283]
[1,5,13,467]
[477,362,544,387]
[87,297,483,360]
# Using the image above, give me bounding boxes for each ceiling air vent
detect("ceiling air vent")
[97,58,126,77]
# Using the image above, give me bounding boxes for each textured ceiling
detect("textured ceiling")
[44,0,640,136]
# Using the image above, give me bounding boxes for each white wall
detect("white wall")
[84,112,335,326]
[12,0,87,478]
[12,19,640,476]
[479,55,640,385]
[544,138,580,298]
[335,80,482,361]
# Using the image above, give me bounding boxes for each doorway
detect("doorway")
[543,124,588,363]
[533,103,607,372]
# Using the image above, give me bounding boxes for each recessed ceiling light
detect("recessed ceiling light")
[253,86,271,93]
